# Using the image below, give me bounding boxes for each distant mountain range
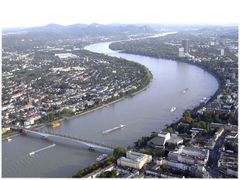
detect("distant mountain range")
[3,23,157,37]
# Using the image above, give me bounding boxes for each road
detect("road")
[207,130,228,178]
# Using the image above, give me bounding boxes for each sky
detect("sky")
[0,0,239,28]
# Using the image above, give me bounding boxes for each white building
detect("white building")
[167,145,209,166]
[157,158,189,171]
[167,134,184,145]
[179,48,185,57]
[24,114,41,126]
[2,127,10,134]
[221,48,225,56]
[54,53,78,59]
[148,131,171,148]
[117,151,152,170]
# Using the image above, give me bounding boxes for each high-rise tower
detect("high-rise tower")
[182,39,189,53]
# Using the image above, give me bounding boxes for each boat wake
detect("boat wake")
[102,124,126,134]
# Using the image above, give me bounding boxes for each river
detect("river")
[2,35,219,177]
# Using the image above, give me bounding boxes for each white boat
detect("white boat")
[200,97,208,103]
[102,124,126,134]
[170,107,177,112]
[182,88,189,94]
[7,138,12,142]
[29,152,35,156]
[96,154,108,161]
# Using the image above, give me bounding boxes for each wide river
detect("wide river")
[2,35,218,177]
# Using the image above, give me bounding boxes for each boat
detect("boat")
[200,97,208,103]
[102,124,126,134]
[51,121,61,128]
[182,88,189,94]
[170,106,177,112]
[29,151,35,156]
[96,154,108,161]
[88,147,95,151]
[7,138,12,142]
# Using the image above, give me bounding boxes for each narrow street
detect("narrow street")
[207,131,228,178]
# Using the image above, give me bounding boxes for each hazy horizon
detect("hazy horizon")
[1,0,239,28]
[3,22,239,30]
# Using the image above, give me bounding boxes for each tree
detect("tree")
[165,142,176,150]
[183,112,192,123]
[61,108,74,116]
[99,170,118,178]
[177,124,186,134]
[135,136,149,147]
[127,146,133,151]
[229,112,234,119]
[113,147,126,158]
[167,127,173,134]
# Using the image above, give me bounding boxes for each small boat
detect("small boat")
[102,124,126,134]
[88,147,95,151]
[182,88,189,94]
[51,121,61,128]
[170,107,176,112]
[96,154,108,161]
[29,152,35,156]
[200,97,208,103]
[7,138,12,142]
[203,97,208,100]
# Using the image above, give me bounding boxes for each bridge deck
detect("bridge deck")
[11,126,115,151]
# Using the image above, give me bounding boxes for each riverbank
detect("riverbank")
[2,131,20,141]
[108,48,222,114]
[107,42,225,143]
[71,37,221,176]
[49,65,152,122]
[2,65,153,140]
[113,52,223,131]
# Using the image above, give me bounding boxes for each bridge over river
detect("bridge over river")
[10,126,114,153]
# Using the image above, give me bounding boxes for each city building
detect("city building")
[54,53,78,59]
[148,131,171,149]
[2,127,10,134]
[168,145,209,166]
[179,47,185,57]
[117,151,152,169]
[167,134,184,145]
[221,48,225,56]
[182,39,189,53]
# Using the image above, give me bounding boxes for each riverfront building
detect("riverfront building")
[148,131,171,149]
[117,151,152,170]
[179,47,185,57]
[168,145,209,166]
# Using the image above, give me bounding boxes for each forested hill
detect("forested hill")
[3,23,156,37]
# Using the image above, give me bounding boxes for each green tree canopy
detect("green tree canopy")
[113,147,126,159]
